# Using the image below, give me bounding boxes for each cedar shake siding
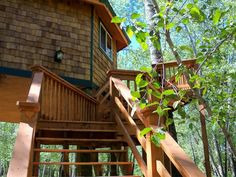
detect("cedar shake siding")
[0,0,119,87]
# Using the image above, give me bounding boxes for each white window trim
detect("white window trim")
[99,22,113,60]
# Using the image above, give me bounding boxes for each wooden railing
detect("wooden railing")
[32,65,97,122]
[107,59,197,91]
[8,65,98,177]
[110,76,206,177]
[156,59,197,89]
[7,71,44,177]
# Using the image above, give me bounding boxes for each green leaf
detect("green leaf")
[190,6,201,18]
[179,45,193,54]
[182,18,189,25]
[176,26,182,33]
[151,134,161,146]
[156,130,166,140]
[152,91,162,99]
[140,127,152,137]
[140,42,148,51]
[140,66,152,72]
[213,9,222,25]
[155,106,164,117]
[147,89,152,95]
[166,23,175,30]
[157,18,164,28]
[131,13,141,19]
[153,81,161,89]
[186,3,194,9]
[111,16,126,23]
[202,87,207,95]
[166,118,174,127]
[131,91,141,98]
[135,73,143,85]
[162,89,175,96]
[139,102,146,109]
[126,26,134,38]
[138,80,148,88]
[135,31,148,43]
[146,101,159,107]
[136,21,147,28]
[163,108,172,111]
[188,122,193,130]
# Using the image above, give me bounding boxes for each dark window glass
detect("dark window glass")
[107,35,112,58]
[100,23,112,60]
[100,25,106,51]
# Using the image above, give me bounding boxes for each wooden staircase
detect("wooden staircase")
[7,60,206,177]
[32,120,134,176]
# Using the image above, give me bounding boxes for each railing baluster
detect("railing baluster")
[58,83,61,121]
[127,80,130,89]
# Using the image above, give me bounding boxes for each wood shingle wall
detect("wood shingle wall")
[0,0,118,87]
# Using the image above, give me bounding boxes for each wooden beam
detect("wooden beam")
[114,111,147,176]
[34,149,127,153]
[33,162,133,166]
[114,97,146,151]
[17,102,40,113]
[7,120,37,177]
[160,133,206,177]
[8,72,44,177]
[156,161,171,177]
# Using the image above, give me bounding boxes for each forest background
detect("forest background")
[0,0,236,176]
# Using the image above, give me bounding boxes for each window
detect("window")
[100,22,113,60]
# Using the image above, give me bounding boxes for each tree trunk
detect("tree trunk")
[199,104,212,177]
[143,0,163,66]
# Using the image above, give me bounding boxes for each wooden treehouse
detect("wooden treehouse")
[0,0,205,176]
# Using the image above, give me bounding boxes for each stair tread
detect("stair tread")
[38,120,116,124]
[32,176,138,177]
[33,161,133,165]
[37,127,117,132]
[34,148,127,153]
[36,137,124,142]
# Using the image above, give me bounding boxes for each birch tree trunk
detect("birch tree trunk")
[143,0,163,66]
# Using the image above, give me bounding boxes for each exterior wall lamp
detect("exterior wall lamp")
[54,47,64,63]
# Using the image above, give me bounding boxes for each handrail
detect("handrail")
[32,65,97,122]
[155,59,197,69]
[110,76,206,177]
[161,133,206,177]
[31,65,97,103]
[7,72,44,177]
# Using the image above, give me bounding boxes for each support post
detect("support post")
[142,107,164,177]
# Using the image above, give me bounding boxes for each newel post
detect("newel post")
[7,71,43,177]
[141,107,164,177]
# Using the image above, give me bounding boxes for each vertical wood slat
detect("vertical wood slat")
[127,80,130,89]
[53,80,57,121]
[37,69,97,122]
[40,80,45,120]
[61,86,65,121]
[58,83,61,121]
[44,77,49,120]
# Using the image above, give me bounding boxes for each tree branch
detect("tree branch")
[196,33,233,73]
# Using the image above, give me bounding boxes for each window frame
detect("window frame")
[99,22,113,60]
